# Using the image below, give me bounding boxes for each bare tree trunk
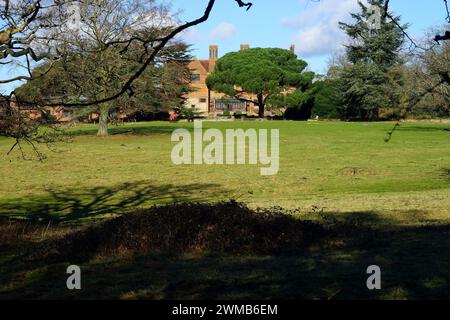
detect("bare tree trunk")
[257,93,265,118]
[97,104,109,136]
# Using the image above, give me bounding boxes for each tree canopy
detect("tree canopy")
[14,0,191,136]
[206,48,314,118]
[338,0,406,121]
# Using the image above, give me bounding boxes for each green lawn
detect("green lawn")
[1,120,450,300]
[1,120,449,223]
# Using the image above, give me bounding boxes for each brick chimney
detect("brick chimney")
[209,45,218,71]
[289,44,296,54]
[240,44,250,51]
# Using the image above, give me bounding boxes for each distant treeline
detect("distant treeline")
[284,1,449,121]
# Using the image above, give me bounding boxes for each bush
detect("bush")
[222,110,231,118]
[311,80,342,119]
[273,111,285,120]
[234,111,243,119]
[33,201,326,261]
[130,111,170,122]
[379,108,402,121]
[284,89,316,120]
[178,107,204,122]
[243,114,259,120]
[285,100,314,120]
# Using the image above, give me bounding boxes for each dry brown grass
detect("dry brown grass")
[29,201,327,262]
[0,218,73,249]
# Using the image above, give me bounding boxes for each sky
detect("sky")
[1,0,448,94]
[173,0,446,70]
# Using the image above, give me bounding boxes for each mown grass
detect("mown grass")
[0,120,449,223]
[0,120,449,300]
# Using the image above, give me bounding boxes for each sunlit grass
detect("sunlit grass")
[0,120,449,223]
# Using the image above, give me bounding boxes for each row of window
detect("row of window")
[191,98,247,111]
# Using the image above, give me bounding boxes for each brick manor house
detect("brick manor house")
[185,44,296,115]
[1,44,297,123]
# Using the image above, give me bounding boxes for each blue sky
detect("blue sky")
[1,0,447,93]
[173,0,446,71]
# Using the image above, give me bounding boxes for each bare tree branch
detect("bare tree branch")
[2,0,253,108]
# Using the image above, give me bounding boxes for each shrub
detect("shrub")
[284,89,316,120]
[379,108,402,121]
[273,111,285,120]
[243,114,259,120]
[222,110,231,118]
[234,111,243,119]
[33,201,327,261]
[311,80,342,119]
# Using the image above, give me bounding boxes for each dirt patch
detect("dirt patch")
[31,201,327,262]
[338,167,376,176]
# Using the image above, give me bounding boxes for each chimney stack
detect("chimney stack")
[240,44,250,51]
[289,44,296,54]
[209,45,218,71]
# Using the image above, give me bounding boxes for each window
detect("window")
[62,111,72,118]
[215,98,247,112]
[199,98,207,103]
[191,73,200,82]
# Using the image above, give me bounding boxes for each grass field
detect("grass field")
[1,120,450,299]
[1,120,450,222]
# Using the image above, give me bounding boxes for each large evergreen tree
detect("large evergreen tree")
[206,48,314,118]
[339,0,406,120]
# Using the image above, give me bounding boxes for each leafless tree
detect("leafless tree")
[1,0,252,102]
[0,0,252,156]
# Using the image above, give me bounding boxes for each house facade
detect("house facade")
[185,44,296,115]
[0,95,131,124]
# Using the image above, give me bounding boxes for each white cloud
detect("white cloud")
[282,0,362,57]
[208,22,237,41]
[178,22,237,44]
[181,28,204,43]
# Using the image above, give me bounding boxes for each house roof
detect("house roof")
[199,60,210,73]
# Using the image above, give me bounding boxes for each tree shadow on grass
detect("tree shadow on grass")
[441,168,450,183]
[69,123,191,137]
[396,125,450,133]
[1,209,450,300]
[0,181,226,224]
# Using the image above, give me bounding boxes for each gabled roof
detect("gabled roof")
[199,60,210,72]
